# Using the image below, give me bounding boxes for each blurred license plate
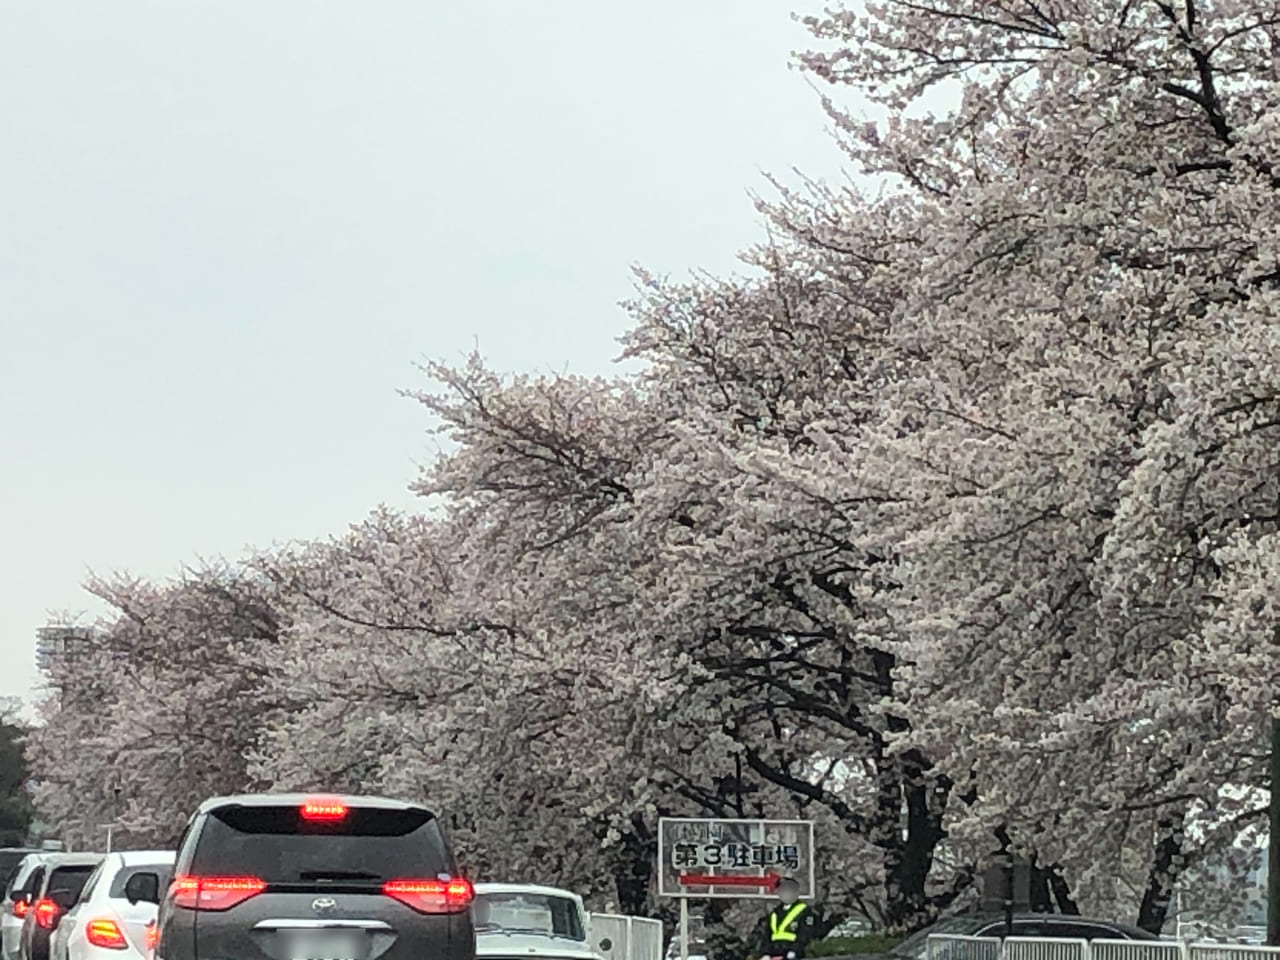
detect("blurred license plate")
[287,931,365,960]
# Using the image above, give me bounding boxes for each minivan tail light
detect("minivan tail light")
[171,875,266,911]
[382,878,473,913]
[33,898,59,929]
[145,921,159,951]
[86,919,129,950]
[10,899,29,918]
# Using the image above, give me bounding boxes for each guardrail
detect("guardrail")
[926,936,1280,960]
[927,934,1004,960]
[1090,939,1186,960]
[1188,946,1280,960]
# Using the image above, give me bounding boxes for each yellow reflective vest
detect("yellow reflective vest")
[768,902,808,943]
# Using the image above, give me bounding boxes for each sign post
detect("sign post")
[657,818,816,960]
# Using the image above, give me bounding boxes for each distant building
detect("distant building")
[34,625,94,673]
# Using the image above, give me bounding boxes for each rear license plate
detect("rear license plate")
[286,931,366,960]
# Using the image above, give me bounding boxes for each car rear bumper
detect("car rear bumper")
[72,944,148,960]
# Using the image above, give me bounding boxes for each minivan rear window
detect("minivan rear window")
[190,805,452,882]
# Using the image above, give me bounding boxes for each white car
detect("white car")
[47,852,173,960]
[473,883,607,960]
[2,855,47,960]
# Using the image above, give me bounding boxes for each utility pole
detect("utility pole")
[1003,853,1015,937]
[104,780,121,858]
[1268,714,1279,946]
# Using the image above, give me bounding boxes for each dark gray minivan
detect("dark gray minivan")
[152,794,474,960]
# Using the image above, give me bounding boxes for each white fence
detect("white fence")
[927,934,1004,960]
[590,913,664,960]
[1188,947,1280,960]
[927,936,1280,960]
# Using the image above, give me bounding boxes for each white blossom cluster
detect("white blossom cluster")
[26,0,1280,938]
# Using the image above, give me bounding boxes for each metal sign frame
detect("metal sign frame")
[657,817,816,901]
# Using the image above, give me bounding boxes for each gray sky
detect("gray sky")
[0,0,846,703]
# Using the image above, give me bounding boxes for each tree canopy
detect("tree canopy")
[27,0,1280,939]
[0,700,34,848]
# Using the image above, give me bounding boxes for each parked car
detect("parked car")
[473,883,606,960]
[3,856,48,960]
[889,913,1163,960]
[18,854,104,960]
[48,851,174,960]
[152,793,475,960]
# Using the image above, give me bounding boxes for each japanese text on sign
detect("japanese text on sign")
[658,817,815,899]
[671,842,801,871]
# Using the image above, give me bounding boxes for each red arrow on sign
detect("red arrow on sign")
[677,873,781,890]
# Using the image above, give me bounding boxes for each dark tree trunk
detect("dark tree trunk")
[890,757,946,921]
[609,813,656,916]
[873,641,954,929]
[1045,864,1079,914]
[1028,857,1053,913]
[1025,857,1078,914]
[1136,815,1183,934]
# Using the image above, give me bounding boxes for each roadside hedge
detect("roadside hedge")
[808,934,906,956]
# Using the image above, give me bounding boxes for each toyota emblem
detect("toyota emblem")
[311,897,338,915]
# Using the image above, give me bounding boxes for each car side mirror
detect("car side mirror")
[599,939,613,952]
[125,873,160,906]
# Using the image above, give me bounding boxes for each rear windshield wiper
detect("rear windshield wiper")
[297,870,382,881]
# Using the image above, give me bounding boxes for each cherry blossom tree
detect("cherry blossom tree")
[396,349,971,927]
[28,569,286,848]
[779,0,1280,929]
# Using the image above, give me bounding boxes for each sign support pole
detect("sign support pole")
[679,898,689,960]
[1268,711,1280,945]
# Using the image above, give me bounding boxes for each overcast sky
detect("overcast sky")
[0,0,848,703]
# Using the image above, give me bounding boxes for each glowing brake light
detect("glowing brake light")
[10,899,29,918]
[301,798,347,820]
[145,921,159,951]
[86,919,129,950]
[33,898,59,929]
[382,878,473,914]
[171,876,266,912]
